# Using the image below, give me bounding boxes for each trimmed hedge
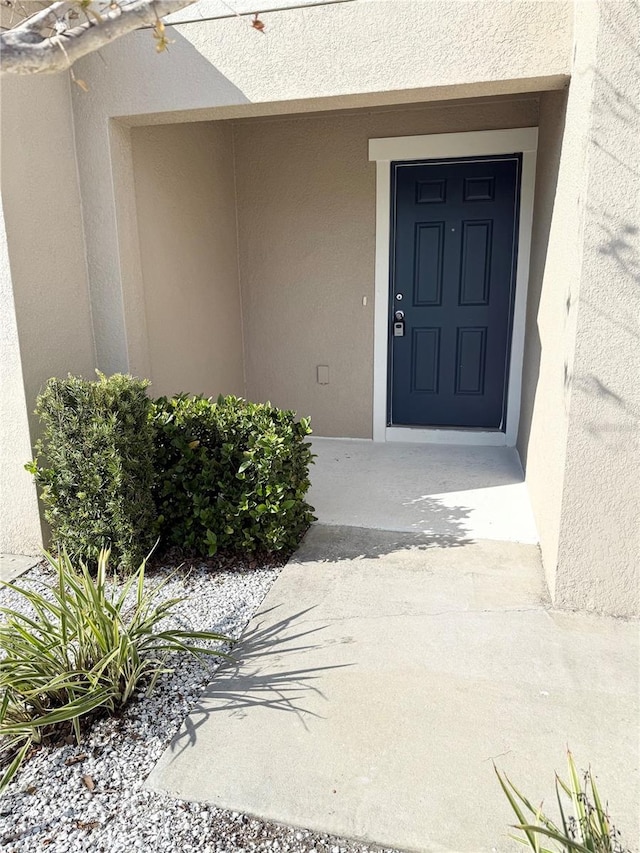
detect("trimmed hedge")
[28,376,315,567]
[27,373,157,573]
[152,394,315,556]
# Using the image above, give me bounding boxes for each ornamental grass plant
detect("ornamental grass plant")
[0,549,231,792]
[496,751,631,853]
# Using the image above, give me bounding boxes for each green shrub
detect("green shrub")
[496,751,631,852]
[152,394,315,557]
[0,549,230,792]
[27,373,157,573]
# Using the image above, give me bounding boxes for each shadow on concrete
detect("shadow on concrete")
[292,522,474,564]
[166,604,353,759]
[399,495,476,541]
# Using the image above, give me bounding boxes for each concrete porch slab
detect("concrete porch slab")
[0,553,40,583]
[308,439,538,544]
[147,526,639,852]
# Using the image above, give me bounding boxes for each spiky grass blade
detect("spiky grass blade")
[494,764,541,852]
[497,754,629,853]
[515,824,593,853]
[566,751,593,851]
[0,738,31,793]
[0,548,234,791]
[588,769,612,843]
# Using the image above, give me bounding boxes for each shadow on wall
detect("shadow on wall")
[562,52,640,441]
[521,21,640,460]
[120,29,252,121]
[516,88,568,467]
[595,0,640,61]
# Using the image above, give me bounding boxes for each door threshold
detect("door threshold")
[385,426,509,446]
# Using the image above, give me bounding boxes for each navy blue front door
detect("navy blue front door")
[389,156,520,429]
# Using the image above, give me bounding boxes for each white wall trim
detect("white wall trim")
[368,128,539,162]
[369,127,538,445]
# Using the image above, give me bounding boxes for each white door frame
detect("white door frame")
[368,127,538,446]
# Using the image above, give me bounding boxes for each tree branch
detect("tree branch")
[0,0,196,75]
[17,2,75,34]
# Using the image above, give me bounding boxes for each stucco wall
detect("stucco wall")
[518,1,639,616]
[70,0,571,377]
[0,0,571,556]
[518,91,567,470]
[0,206,42,554]
[517,86,577,598]
[0,73,96,553]
[554,0,640,616]
[2,1,636,615]
[234,98,539,437]
[131,122,244,399]
[0,74,95,416]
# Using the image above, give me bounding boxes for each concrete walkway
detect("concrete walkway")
[0,553,40,583]
[148,525,639,852]
[308,439,538,544]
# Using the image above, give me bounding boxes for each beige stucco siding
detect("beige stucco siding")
[0,73,95,552]
[131,122,244,399]
[70,0,571,376]
[0,208,42,554]
[234,98,540,437]
[554,0,640,616]
[518,0,639,617]
[0,74,95,414]
[3,0,636,618]
[517,5,599,600]
[234,110,376,437]
[517,88,574,596]
[162,0,571,109]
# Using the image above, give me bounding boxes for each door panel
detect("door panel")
[414,223,444,306]
[389,157,520,429]
[411,327,440,393]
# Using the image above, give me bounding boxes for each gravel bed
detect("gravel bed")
[0,561,400,853]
